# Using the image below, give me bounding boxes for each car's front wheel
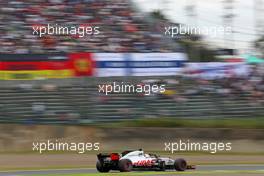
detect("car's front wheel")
[118,159,133,172]
[174,158,187,171]
[96,161,110,173]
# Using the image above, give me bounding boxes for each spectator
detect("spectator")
[0,0,176,53]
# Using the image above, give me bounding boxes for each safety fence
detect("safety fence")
[0,77,263,124]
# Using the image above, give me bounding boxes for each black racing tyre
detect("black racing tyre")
[96,161,110,173]
[118,159,133,172]
[174,158,187,171]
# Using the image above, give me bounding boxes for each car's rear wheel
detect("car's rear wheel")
[96,161,110,173]
[118,159,133,172]
[174,158,187,171]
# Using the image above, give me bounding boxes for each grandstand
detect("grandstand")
[0,0,263,125]
[0,0,177,53]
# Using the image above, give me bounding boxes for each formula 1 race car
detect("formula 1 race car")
[96,149,195,172]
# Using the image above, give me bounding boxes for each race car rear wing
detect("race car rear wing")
[97,153,120,161]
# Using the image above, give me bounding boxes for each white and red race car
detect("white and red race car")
[96,149,195,172]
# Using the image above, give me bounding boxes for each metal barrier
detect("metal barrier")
[0,77,263,124]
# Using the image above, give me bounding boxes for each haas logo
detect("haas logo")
[133,160,155,166]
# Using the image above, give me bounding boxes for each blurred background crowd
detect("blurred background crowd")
[0,0,176,53]
[0,0,263,124]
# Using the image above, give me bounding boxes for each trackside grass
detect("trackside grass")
[29,170,264,176]
[115,118,264,129]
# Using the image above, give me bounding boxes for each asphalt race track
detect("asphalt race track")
[0,165,264,176]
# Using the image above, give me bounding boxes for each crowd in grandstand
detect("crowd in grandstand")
[174,65,264,105]
[0,0,175,53]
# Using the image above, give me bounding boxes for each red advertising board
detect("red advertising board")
[69,52,95,76]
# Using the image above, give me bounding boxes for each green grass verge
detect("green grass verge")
[114,118,264,129]
[27,170,264,176]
